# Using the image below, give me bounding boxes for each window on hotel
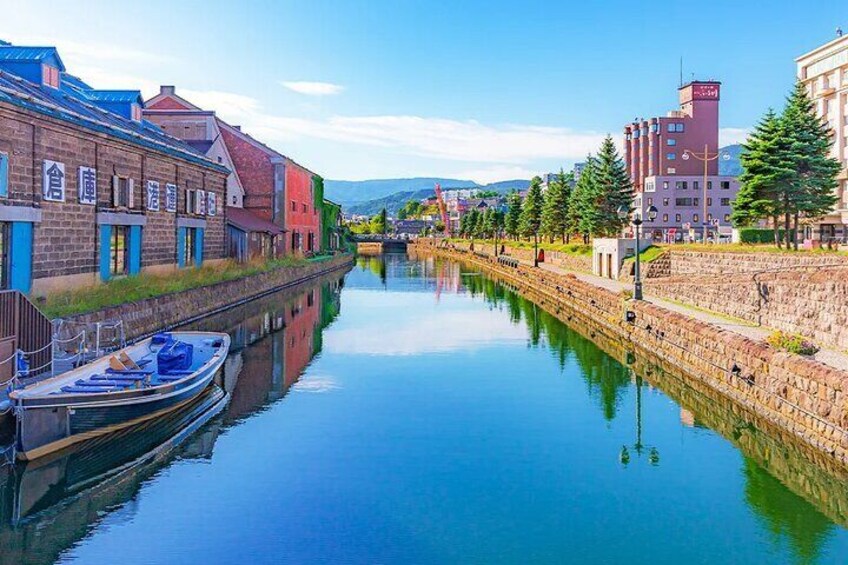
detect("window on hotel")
[667,123,676,133]
[693,198,700,206]
[0,152,7,197]
[675,181,687,190]
[675,123,685,133]
[667,153,676,160]
[707,181,713,190]
[707,198,712,206]
[646,197,653,205]
[693,214,700,223]
[662,181,669,190]
[693,181,699,190]
[663,198,669,206]
[662,214,668,222]
[110,226,129,276]
[707,213,713,222]
[675,214,681,222]
[291,201,297,212]
[724,214,731,222]
[633,130,640,139]
[721,198,730,206]
[302,203,308,213]
[676,198,694,206]
[650,124,658,132]
[667,139,676,146]
[721,181,731,190]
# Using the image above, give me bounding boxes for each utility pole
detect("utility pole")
[682,145,729,243]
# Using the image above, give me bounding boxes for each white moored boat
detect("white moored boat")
[9,331,230,461]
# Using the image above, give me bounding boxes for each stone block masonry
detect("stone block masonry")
[414,241,848,469]
[63,254,353,342]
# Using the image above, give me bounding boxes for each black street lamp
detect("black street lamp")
[618,204,657,300]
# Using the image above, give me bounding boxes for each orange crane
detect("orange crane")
[434,183,451,237]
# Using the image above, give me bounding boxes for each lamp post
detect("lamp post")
[618,204,657,300]
[682,146,731,243]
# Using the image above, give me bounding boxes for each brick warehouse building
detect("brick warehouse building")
[144,86,323,257]
[623,81,739,242]
[0,44,228,295]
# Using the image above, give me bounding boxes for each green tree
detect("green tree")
[519,176,544,266]
[505,191,523,240]
[541,168,572,243]
[473,208,486,238]
[592,135,634,236]
[782,81,841,249]
[569,156,598,243]
[370,208,387,236]
[732,109,791,246]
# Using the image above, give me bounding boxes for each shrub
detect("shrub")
[766,331,819,356]
[737,228,786,244]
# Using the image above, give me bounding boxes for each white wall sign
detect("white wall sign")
[43,160,65,202]
[196,189,207,215]
[207,191,217,216]
[165,183,177,212]
[78,166,96,205]
[146,180,160,211]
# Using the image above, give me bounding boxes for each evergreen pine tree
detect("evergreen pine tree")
[570,156,599,242]
[540,169,570,243]
[783,81,842,249]
[732,109,791,245]
[483,208,496,239]
[505,191,522,240]
[593,135,634,236]
[519,176,545,265]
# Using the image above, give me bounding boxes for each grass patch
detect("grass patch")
[40,255,332,319]
[449,238,593,256]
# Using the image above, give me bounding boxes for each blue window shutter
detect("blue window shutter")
[9,222,33,292]
[0,153,8,198]
[99,224,112,281]
[195,228,204,266]
[177,227,186,268]
[129,225,142,275]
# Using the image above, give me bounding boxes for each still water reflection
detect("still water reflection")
[2,253,848,564]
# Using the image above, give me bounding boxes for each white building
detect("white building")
[797,31,848,242]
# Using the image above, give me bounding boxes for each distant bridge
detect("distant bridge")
[353,235,410,253]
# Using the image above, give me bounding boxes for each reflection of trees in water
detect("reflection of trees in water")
[463,272,630,421]
[743,457,834,565]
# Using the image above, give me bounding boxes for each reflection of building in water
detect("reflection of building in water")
[0,273,348,563]
[679,407,695,427]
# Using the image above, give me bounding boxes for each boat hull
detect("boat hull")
[13,332,230,461]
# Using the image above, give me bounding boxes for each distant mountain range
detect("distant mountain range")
[344,179,531,217]
[332,145,742,217]
[324,177,478,206]
[719,144,743,176]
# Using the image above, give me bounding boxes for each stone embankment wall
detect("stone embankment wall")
[646,267,848,350]
[62,254,354,341]
[413,240,848,467]
[652,250,848,277]
[450,240,593,272]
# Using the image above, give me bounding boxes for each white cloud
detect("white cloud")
[196,89,608,166]
[280,81,345,96]
[454,165,540,184]
[181,89,262,119]
[720,127,750,147]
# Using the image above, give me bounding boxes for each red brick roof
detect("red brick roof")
[227,207,285,234]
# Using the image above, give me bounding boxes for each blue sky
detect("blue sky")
[1,0,842,182]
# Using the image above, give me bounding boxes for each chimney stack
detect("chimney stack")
[160,85,175,95]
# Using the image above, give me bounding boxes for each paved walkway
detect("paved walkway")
[530,260,848,372]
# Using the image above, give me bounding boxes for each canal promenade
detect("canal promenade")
[412,241,848,470]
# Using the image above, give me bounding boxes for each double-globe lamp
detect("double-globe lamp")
[617,204,657,300]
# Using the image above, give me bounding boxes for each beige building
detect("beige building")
[797,32,848,242]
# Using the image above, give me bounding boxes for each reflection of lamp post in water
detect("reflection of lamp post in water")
[619,371,660,466]
[681,146,731,243]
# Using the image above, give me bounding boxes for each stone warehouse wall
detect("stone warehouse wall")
[413,240,848,468]
[62,254,353,341]
[646,267,848,350]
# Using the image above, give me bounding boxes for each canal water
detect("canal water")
[3,253,848,564]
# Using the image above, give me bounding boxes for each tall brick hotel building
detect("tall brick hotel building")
[0,42,228,295]
[624,81,739,242]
